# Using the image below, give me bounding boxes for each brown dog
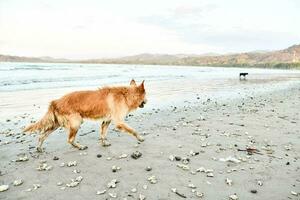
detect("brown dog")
[24,79,147,152]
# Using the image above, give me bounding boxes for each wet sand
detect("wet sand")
[0,80,299,199]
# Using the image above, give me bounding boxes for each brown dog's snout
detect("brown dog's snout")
[139,100,146,108]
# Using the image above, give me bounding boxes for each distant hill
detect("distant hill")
[1,44,300,69]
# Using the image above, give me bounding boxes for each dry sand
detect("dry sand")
[0,84,300,200]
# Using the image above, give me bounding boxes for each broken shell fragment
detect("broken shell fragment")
[131,151,142,159]
[15,155,29,162]
[291,191,298,196]
[188,183,196,189]
[225,178,233,186]
[169,155,175,161]
[139,194,146,200]
[107,179,118,188]
[37,163,52,171]
[67,161,77,167]
[119,154,128,159]
[66,176,83,187]
[0,185,9,192]
[196,191,204,198]
[13,179,23,186]
[131,188,137,193]
[177,164,190,170]
[229,194,238,200]
[96,190,106,195]
[112,165,121,172]
[147,176,157,184]
[108,193,117,198]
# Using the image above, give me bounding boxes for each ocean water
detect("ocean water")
[0,62,299,117]
[0,62,299,91]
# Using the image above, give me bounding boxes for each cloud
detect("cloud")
[1,0,300,58]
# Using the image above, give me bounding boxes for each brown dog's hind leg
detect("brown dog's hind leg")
[100,120,111,146]
[67,127,87,150]
[37,129,56,152]
[66,115,87,150]
[115,122,144,142]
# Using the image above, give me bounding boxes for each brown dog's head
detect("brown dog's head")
[130,79,147,108]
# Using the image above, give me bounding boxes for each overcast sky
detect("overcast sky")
[0,0,299,59]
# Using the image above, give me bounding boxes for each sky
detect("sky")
[0,0,299,59]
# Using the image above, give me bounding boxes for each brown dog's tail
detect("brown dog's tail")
[24,102,58,134]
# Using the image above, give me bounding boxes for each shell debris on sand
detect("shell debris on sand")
[182,158,190,164]
[139,194,146,200]
[229,194,238,200]
[33,184,41,190]
[15,155,29,162]
[107,179,119,188]
[131,188,137,193]
[196,167,206,172]
[67,161,77,167]
[169,155,175,161]
[111,165,121,172]
[66,176,83,188]
[37,163,52,171]
[177,164,190,171]
[145,166,152,171]
[119,154,128,159]
[219,156,241,163]
[188,183,196,189]
[13,179,23,186]
[196,191,204,198]
[147,175,157,184]
[291,191,298,196]
[0,185,9,192]
[225,178,233,186]
[131,151,142,159]
[96,190,107,195]
[108,193,117,198]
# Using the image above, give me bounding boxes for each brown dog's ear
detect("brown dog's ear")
[130,79,137,86]
[140,80,145,89]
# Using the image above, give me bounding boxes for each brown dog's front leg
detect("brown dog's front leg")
[116,122,144,142]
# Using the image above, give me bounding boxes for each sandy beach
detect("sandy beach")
[0,72,299,199]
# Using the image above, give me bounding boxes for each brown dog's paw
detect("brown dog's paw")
[102,140,111,147]
[137,135,145,142]
[79,145,88,150]
[36,147,43,153]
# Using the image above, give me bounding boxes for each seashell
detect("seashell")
[131,188,137,193]
[139,194,146,200]
[196,192,204,197]
[147,176,157,184]
[108,193,117,198]
[96,190,106,195]
[13,179,23,186]
[67,161,77,167]
[177,164,189,170]
[0,185,9,192]
[196,167,206,172]
[119,154,128,159]
[229,194,238,200]
[107,179,118,188]
[188,183,196,189]
[169,155,175,161]
[226,178,233,186]
[15,155,29,162]
[131,151,142,159]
